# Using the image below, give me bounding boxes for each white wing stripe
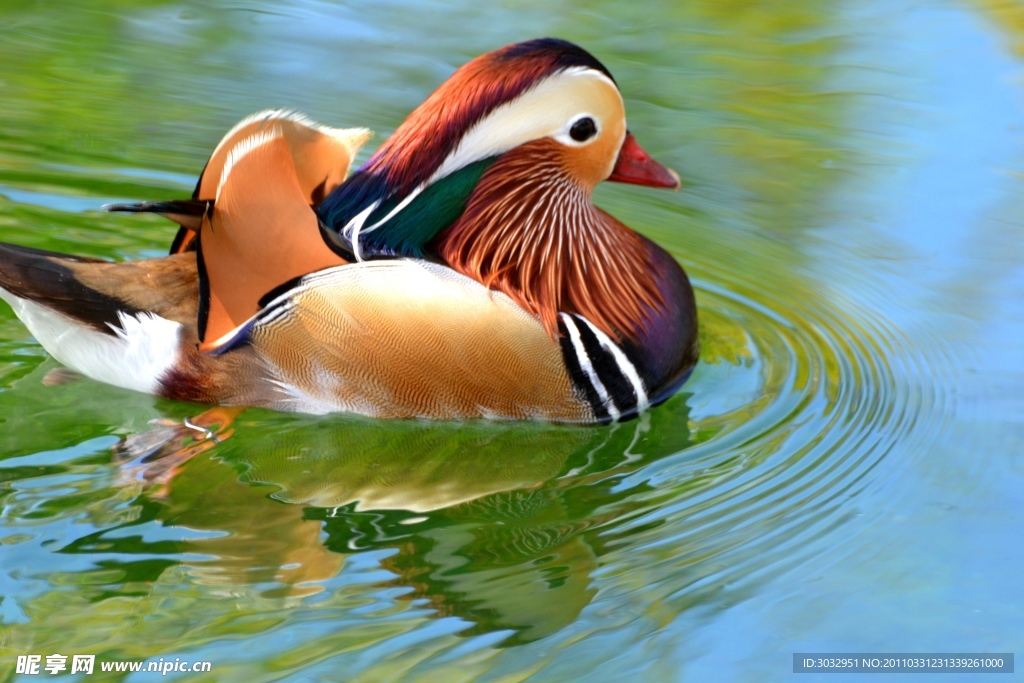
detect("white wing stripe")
[361,185,425,234]
[342,200,381,262]
[217,128,283,201]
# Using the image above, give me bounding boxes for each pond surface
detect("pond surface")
[1,1,1022,681]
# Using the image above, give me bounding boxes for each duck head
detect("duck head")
[317,38,681,340]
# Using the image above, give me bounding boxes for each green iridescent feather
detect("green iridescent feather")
[360,157,496,258]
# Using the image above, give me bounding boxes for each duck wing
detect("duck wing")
[109,111,371,347]
[104,109,370,255]
[204,259,595,421]
[0,244,601,421]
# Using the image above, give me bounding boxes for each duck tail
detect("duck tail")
[0,242,132,334]
[0,243,196,394]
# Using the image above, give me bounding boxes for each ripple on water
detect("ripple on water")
[592,264,954,622]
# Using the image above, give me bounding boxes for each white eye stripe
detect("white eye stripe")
[569,114,598,131]
[429,67,623,184]
[343,68,621,250]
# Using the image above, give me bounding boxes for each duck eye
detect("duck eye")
[569,117,597,142]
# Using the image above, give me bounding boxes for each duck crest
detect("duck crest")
[316,38,616,259]
[434,139,665,343]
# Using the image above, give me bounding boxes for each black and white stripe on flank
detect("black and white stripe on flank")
[575,316,649,410]
[558,312,649,421]
[560,313,619,421]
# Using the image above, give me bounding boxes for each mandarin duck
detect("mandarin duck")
[0,38,698,423]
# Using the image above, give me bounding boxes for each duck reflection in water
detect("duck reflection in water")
[100,400,693,643]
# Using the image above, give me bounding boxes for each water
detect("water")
[0,1,1022,681]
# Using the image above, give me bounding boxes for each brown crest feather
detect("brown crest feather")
[434,140,664,342]
[364,40,609,194]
